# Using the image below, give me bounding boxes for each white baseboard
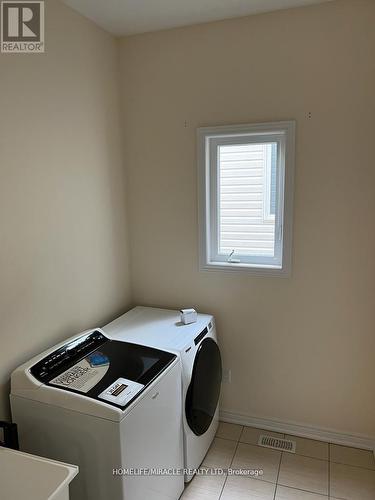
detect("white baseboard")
[220,409,375,452]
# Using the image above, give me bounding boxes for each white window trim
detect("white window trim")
[197,120,295,277]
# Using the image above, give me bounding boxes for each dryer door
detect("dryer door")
[185,338,222,436]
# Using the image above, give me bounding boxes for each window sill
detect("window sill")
[200,260,290,277]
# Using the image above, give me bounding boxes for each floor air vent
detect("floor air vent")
[258,435,296,453]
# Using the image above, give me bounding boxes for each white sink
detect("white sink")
[0,446,78,500]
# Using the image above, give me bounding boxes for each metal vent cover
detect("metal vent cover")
[258,435,296,453]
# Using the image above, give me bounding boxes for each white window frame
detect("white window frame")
[197,120,295,276]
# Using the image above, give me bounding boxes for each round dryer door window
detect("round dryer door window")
[185,338,222,436]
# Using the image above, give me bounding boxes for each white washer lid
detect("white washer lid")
[103,306,213,352]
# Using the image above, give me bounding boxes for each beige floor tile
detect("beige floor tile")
[180,488,218,500]
[180,468,226,500]
[275,484,328,499]
[180,484,220,500]
[278,453,328,495]
[240,426,284,445]
[330,444,375,470]
[216,422,243,441]
[330,462,375,500]
[231,442,281,483]
[285,435,328,460]
[221,475,276,499]
[202,437,237,469]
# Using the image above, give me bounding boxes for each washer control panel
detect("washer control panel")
[30,331,107,383]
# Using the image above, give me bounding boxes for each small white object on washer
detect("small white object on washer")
[103,306,222,482]
[180,308,197,325]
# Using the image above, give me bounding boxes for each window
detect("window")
[197,121,295,275]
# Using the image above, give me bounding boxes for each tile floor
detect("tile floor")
[180,422,375,500]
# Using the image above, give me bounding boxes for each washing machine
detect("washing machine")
[10,328,184,500]
[102,307,222,482]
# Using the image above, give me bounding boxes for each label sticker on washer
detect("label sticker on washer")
[98,378,144,406]
[50,352,109,393]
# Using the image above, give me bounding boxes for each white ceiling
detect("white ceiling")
[62,0,333,36]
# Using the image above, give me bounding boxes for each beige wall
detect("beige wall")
[0,0,131,418]
[0,0,374,439]
[119,0,375,437]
